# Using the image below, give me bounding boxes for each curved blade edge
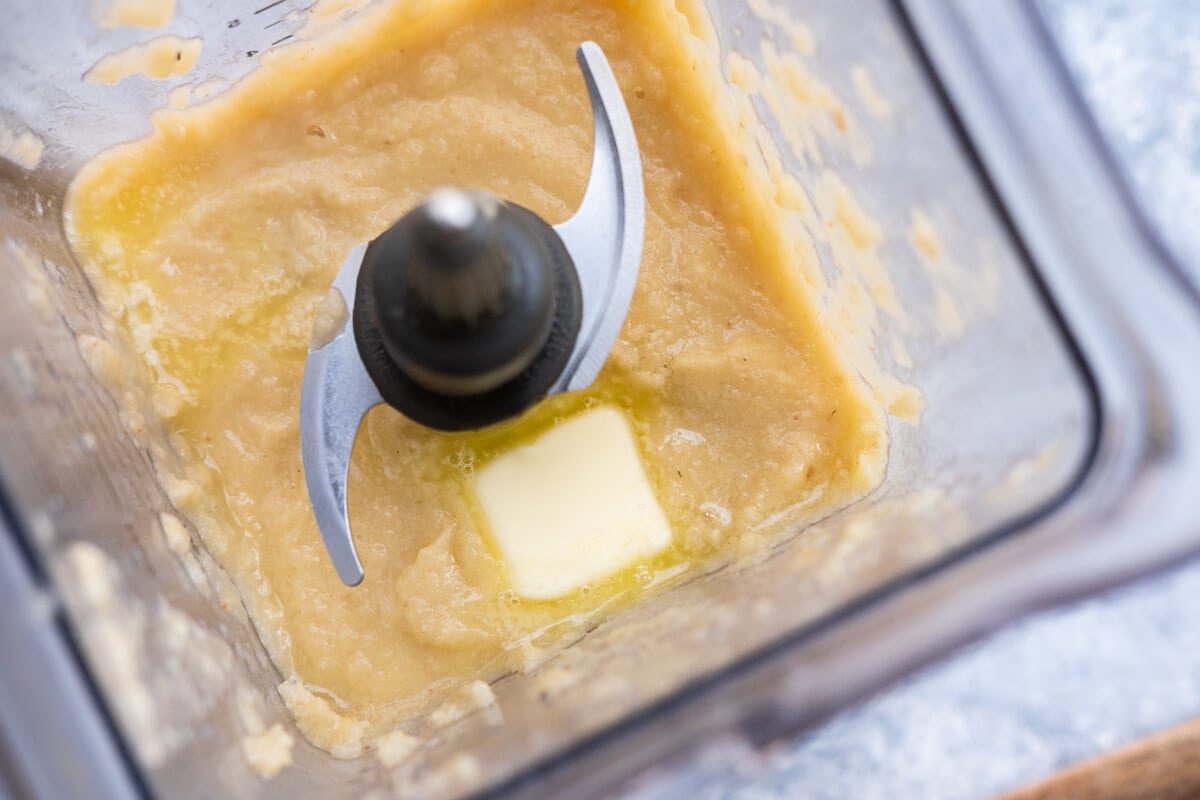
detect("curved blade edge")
[552,41,646,393]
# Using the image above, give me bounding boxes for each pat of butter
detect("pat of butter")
[471,406,672,600]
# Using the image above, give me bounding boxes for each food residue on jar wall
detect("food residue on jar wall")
[0,122,45,171]
[748,0,816,54]
[91,0,177,30]
[56,541,237,769]
[851,64,893,119]
[711,10,929,418]
[84,35,201,84]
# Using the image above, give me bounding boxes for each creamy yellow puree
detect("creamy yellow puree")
[67,0,886,753]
